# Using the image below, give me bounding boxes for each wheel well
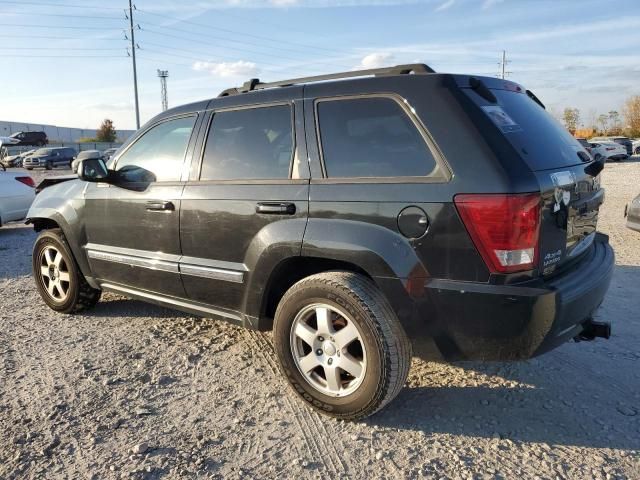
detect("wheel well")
[260,257,372,329]
[30,218,60,232]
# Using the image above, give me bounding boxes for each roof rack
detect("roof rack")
[218,63,435,97]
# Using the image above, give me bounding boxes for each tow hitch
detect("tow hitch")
[575,318,611,341]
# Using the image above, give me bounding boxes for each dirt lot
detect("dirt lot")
[1,163,639,479]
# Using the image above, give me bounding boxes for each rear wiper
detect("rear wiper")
[469,77,497,103]
[526,89,545,109]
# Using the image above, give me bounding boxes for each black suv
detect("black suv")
[27,65,614,419]
[9,131,48,147]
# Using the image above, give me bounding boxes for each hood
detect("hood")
[0,137,20,146]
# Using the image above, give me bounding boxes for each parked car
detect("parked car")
[589,136,632,156]
[625,193,640,232]
[0,168,35,226]
[8,131,48,147]
[1,149,36,168]
[72,150,103,173]
[589,141,628,162]
[23,147,76,170]
[26,64,614,420]
[102,148,119,161]
[576,138,593,156]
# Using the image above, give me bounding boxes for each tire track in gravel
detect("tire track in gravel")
[244,330,349,476]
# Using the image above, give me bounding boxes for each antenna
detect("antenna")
[157,69,169,112]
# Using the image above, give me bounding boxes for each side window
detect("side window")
[200,105,293,181]
[316,97,437,178]
[116,116,196,182]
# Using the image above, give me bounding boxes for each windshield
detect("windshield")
[466,87,586,171]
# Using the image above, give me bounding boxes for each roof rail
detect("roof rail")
[218,63,435,97]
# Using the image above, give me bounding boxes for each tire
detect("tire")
[635,147,640,155]
[26,167,33,171]
[273,271,411,420]
[45,160,53,170]
[32,228,101,314]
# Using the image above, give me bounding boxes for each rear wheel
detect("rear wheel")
[45,160,53,170]
[273,271,411,420]
[635,146,640,155]
[33,229,101,313]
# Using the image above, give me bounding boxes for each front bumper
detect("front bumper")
[411,233,615,361]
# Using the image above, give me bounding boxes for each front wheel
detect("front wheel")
[273,271,411,420]
[33,229,101,313]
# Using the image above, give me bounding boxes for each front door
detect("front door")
[180,90,309,324]
[83,114,199,298]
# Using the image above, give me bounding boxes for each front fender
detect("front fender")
[27,180,97,287]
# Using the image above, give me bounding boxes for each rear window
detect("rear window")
[466,88,585,171]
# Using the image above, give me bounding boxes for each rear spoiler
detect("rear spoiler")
[35,175,77,194]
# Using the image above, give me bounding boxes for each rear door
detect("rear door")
[464,83,604,276]
[180,89,309,320]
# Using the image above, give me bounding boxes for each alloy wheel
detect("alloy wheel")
[39,246,71,302]
[290,303,367,397]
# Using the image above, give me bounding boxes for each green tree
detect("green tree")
[562,107,580,134]
[96,119,117,143]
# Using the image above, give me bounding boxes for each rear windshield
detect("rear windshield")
[466,88,585,171]
[35,148,52,155]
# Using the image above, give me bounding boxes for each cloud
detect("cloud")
[435,0,455,12]
[356,52,395,69]
[269,0,299,5]
[84,102,133,112]
[193,60,259,77]
[482,0,505,9]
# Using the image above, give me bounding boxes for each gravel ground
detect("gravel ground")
[1,163,639,479]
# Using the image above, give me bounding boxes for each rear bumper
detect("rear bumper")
[408,233,615,361]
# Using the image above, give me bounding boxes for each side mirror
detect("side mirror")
[78,158,110,182]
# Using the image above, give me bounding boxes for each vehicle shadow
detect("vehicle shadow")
[368,264,640,451]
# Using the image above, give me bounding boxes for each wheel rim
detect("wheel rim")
[290,303,367,397]
[39,246,71,302]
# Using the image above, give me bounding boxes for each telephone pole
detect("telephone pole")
[158,70,169,112]
[128,0,140,129]
[499,50,511,79]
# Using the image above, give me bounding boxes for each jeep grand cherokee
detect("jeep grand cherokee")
[27,64,614,420]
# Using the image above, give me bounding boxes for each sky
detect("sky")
[0,0,638,131]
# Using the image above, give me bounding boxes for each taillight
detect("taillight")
[454,193,541,274]
[15,176,35,188]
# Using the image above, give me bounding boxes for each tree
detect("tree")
[96,119,117,143]
[562,107,580,134]
[608,110,621,135]
[597,114,609,135]
[623,95,640,137]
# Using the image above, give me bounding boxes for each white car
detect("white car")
[589,141,628,162]
[0,169,35,226]
[71,150,103,173]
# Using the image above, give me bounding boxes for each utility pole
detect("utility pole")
[128,0,140,129]
[158,70,169,112]
[499,50,511,79]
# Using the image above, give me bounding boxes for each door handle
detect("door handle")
[256,202,296,215]
[146,200,175,212]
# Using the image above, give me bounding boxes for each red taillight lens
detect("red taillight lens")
[15,176,35,188]
[454,193,541,274]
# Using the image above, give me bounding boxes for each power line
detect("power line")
[0,23,119,30]
[0,54,125,58]
[0,1,121,9]
[0,33,123,40]
[139,28,352,71]
[3,11,125,20]
[3,46,123,50]
[136,9,347,57]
